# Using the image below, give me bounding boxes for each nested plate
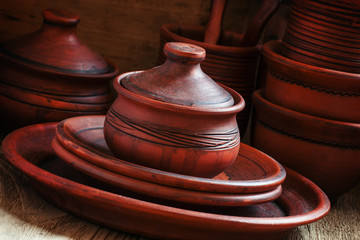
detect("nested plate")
[1,122,330,240]
[56,115,286,194]
[53,138,282,206]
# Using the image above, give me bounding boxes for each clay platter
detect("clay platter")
[2,122,330,240]
[52,137,282,207]
[56,115,286,194]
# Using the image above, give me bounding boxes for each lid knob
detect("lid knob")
[164,42,206,63]
[43,9,80,26]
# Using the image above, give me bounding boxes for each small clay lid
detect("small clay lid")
[122,42,234,108]
[0,9,111,75]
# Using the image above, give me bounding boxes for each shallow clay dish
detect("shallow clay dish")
[53,138,282,207]
[56,115,286,194]
[2,122,330,240]
[252,89,360,198]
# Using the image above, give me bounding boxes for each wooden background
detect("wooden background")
[0,0,359,239]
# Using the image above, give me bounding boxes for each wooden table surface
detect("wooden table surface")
[0,140,359,240]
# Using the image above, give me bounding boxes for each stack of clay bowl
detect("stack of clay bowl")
[157,0,281,135]
[0,9,119,130]
[52,42,286,207]
[251,0,360,200]
[281,0,360,73]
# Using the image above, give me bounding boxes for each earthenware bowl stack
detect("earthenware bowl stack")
[251,1,360,199]
[0,9,119,130]
[281,0,360,73]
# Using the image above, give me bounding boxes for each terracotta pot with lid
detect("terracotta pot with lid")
[104,42,245,178]
[0,9,119,130]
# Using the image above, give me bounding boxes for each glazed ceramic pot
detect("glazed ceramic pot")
[0,9,118,130]
[159,23,260,135]
[281,0,360,73]
[104,42,245,178]
[262,41,360,123]
[252,89,360,198]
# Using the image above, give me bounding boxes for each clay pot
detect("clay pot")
[281,0,360,73]
[104,42,245,178]
[252,89,360,198]
[159,23,260,135]
[262,40,360,122]
[0,9,119,130]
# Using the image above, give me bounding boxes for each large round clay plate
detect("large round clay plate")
[52,137,282,206]
[2,122,330,240]
[56,115,286,194]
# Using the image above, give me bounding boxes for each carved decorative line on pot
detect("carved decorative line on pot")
[268,71,360,97]
[257,120,360,149]
[106,108,239,150]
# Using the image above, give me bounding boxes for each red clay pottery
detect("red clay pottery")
[262,40,360,123]
[2,122,330,240]
[159,23,260,135]
[52,138,282,207]
[281,0,360,73]
[104,42,245,178]
[55,115,286,194]
[252,89,360,199]
[0,9,118,130]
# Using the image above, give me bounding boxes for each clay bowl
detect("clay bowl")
[104,71,245,178]
[0,9,119,130]
[2,122,330,240]
[252,89,360,199]
[159,23,261,135]
[55,115,286,194]
[52,137,282,207]
[262,41,360,123]
[281,0,360,73]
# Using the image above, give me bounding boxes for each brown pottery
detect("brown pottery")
[281,0,360,73]
[263,41,360,122]
[252,89,360,198]
[0,9,119,130]
[104,42,245,178]
[2,122,330,240]
[159,23,260,135]
[56,115,286,194]
[52,137,282,207]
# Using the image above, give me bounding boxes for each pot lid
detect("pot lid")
[0,9,111,75]
[121,42,234,108]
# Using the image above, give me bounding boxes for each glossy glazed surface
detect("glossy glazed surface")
[2,122,330,240]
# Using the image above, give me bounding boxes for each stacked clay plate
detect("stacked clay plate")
[252,1,360,199]
[0,9,119,130]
